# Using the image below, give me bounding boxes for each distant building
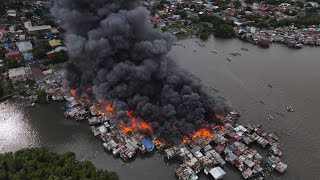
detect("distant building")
[209,167,226,179]
[28,62,45,84]
[8,67,27,82]
[16,41,33,53]
[24,21,52,32]
[5,51,20,58]
[49,39,62,47]
[7,10,17,17]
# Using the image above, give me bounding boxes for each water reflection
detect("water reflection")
[0,101,40,153]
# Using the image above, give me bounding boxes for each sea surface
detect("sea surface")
[1,37,320,180]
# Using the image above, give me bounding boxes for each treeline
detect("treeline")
[271,13,320,28]
[198,14,235,39]
[0,148,119,180]
[0,79,14,98]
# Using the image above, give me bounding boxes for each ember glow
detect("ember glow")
[192,128,214,139]
[153,139,164,146]
[215,114,224,120]
[183,136,189,144]
[119,110,153,135]
[70,89,76,97]
[120,120,134,134]
[105,101,116,117]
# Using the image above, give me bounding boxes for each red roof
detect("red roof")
[149,16,162,23]
[228,132,237,137]
[234,149,242,156]
[5,51,20,57]
[215,144,224,153]
[0,28,8,34]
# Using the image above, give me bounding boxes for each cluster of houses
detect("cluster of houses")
[144,0,320,48]
[169,122,287,180]
[0,0,67,91]
[61,93,157,162]
[42,76,288,180]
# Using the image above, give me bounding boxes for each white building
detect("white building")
[8,67,27,82]
[209,167,226,180]
[17,41,33,53]
[24,21,52,32]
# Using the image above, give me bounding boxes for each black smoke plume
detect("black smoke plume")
[52,0,229,145]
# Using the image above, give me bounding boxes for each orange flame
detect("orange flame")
[153,139,164,146]
[183,136,189,144]
[122,110,153,134]
[139,120,153,134]
[105,101,116,117]
[70,89,76,97]
[192,128,214,139]
[120,120,134,134]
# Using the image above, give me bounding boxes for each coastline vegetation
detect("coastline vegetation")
[0,148,119,180]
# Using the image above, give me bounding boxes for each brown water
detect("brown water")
[1,37,319,179]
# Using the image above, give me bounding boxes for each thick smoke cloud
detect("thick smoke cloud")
[52,0,229,145]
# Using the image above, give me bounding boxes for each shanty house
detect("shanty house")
[16,41,33,53]
[209,167,226,179]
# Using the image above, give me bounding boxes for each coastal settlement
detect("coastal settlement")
[0,1,290,179]
[57,88,288,180]
[144,0,320,48]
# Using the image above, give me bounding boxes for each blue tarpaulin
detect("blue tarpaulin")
[140,136,154,152]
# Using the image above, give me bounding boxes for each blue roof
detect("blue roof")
[22,52,34,61]
[140,137,154,150]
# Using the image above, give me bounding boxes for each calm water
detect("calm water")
[1,37,320,179]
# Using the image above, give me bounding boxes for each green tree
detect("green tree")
[6,59,21,69]
[234,0,242,8]
[178,10,187,19]
[214,24,235,38]
[0,148,118,180]
[34,8,43,17]
[0,0,5,16]
[36,89,47,103]
[200,31,209,40]
[295,1,304,8]
[0,48,5,58]
[0,79,4,97]
[33,47,46,60]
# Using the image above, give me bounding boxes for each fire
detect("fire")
[70,89,76,97]
[153,139,164,146]
[183,136,189,144]
[215,114,224,120]
[119,110,153,135]
[105,101,116,117]
[138,120,153,134]
[120,120,134,134]
[192,128,214,139]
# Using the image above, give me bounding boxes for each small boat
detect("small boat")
[288,43,303,49]
[211,50,218,54]
[268,114,274,120]
[229,111,240,117]
[268,84,273,88]
[276,112,285,116]
[281,132,291,136]
[286,106,294,112]
[226,58,232,62]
